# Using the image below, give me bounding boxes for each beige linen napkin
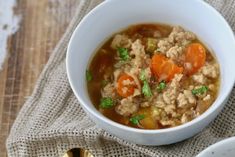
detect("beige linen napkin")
[6,0,235,156]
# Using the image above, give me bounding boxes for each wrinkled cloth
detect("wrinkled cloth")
[6,0,235,156]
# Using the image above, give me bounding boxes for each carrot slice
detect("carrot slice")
[159,61,183,82]
[117,74,136,98]
[151,54,167,77]
[185,43,206,75]
[151,54,183,82]
[170,64,184,81]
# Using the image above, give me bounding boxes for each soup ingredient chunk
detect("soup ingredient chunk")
[100,97,114,109]
[192,85,208,95]
[151,54,183,82]
[117,74,137,98]
[111,34,132,49]
[130,114,145,125]
[201,63,219,78]
[146,38,158,53]
[156,81,166,92]
[142,80,152,97]
[117,47,130,61]
[139,69,152,97]
[115,97,139,117]
[185,43,206,75]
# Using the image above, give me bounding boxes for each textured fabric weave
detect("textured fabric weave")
[6,0,235,156]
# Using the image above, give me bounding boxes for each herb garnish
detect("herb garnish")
[100,97,114,109]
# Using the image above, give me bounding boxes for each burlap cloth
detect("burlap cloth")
[6,0,235,156]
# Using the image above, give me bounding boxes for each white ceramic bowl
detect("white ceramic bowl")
[197,137,235,157]
[66,0,235,145]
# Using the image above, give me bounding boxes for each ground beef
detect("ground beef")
[181,113,190,124]
[208,84,215,91]
[162,74,183,105]
[163,88,177,105]
[169,26,196,46]
[154,94,166,108]
[164,104,177,116]
[166,45,184,60]
[192,73,207,84]
[203,94,211,101]
[192,62,219,84]
[157,38,173,53]
[158,26,195,60]
[160,119,176,126]
[111,34,132,49]
[130,39,145,56]
[181,110,196,124]
[177,90,196,108]
[133,88,141,97]
[170,74,183,88]
[201,62,219,78]
[130,40,147,68]
[177,93,188,108]
[140,102,151,108]
[101,83,116,98]
[115,97,139,117]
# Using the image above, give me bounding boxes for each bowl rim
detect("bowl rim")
[66,0,235,134]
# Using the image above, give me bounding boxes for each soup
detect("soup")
[87,24,220,129]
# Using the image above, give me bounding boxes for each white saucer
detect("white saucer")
[197,137,235,157]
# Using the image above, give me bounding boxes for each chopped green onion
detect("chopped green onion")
[139,69,152,97]
[192,86,208,95]
[100,97,114,109]
[130,115,145,125]
[86,70,92,82]
[117,47,130,61]
[157,81,166,92]
[142,80,152,97]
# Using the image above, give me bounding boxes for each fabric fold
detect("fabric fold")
[6,0,235,156]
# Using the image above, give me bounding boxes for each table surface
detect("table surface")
[0,0,92,156]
